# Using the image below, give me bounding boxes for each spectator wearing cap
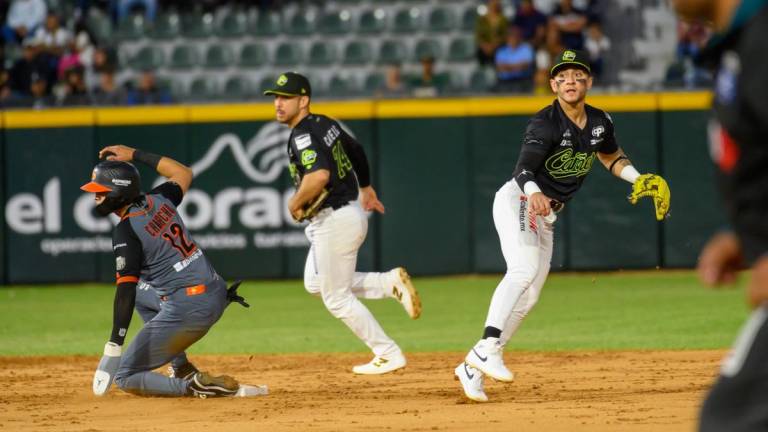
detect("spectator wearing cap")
[493,25,534,93]
[511,0,547,48]
[2,0,46,44]
[410,56,448,98]
[125,70,172,105]
[475,0,508,66]
[549,0,588,50]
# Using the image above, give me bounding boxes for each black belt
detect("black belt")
[325,201,349,211]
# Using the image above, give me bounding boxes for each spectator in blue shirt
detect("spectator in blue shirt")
[493,25,534,93]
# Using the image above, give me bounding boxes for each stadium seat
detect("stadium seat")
[285,10,316,36]
[413,39,443,62]
[259,75,278,94]
[273,42,303,66]
[188,76,219,101]
[461,6,478,31]
[86,11,113,43]
[343,41,373,65]
[318,10,353,35]
[222,76,253,99]
[308,42,337,66]
[357,8,386,34]
[157,75,186,100]
[238,44,268,68]
[327,75,359,97]
[447,37,474,62]
[129,46,165,70]
[181,13,215,39]
[114,14,145,41]
[468,68,494,93]
[377,40,408,65]
[248,10,282,37]
[364,72,385,94]
[150,13,180,40]
[216,12,247,38]
[204,45,235,69]
[169,45,201,70]
[427,7,456,33]
[392,7,422,34]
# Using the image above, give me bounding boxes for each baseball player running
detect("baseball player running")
[670,1,768,431]
[455,50,671,402]
[83,145,251,398]
[264,72,421,375]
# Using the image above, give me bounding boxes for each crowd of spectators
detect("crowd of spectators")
[475,0,609,94]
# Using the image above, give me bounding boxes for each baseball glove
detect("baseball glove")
[296,188,330,222]
[628,173,671,221]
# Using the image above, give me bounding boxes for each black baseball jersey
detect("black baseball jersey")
[112,182,217,296]
[698,4,768,263]
[512,99,619,203]
[287,114,371,210]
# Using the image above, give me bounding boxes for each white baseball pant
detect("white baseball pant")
[485,180,554,345]
[304,202,400,357]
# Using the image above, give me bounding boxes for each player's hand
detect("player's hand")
[359,186,385,214]
[287,197,304,222]
[99,145,136,162]
[697,232,743,287]
[747,257,768,308]
[528,192,552,217]
[628,173,670,221]
[93,341,122,396]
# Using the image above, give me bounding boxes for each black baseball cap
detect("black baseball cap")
[263,72,312,97]
[550,49,591,77]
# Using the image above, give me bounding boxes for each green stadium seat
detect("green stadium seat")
[86,11,113,43]
[114,14,145,41]
[461,6,478,31]
[448,37,474,62]
[238,43,268,68]
[378,40,407,65]
[392,8,422,33]
[157,75,186,100]
[169,45,201,70]
[181,13,215,39]
[222,76,253,99]
[318,10,353,35]
[364,72,385,94]
[204,45,235,69]
[259,75,278,94]
[343,41,373,65]
[248,11,282,37]
[129,46,165,70]
[327,75,359,97]
[285,11,316,36]
[188,76,219,101]
[273,42,303,66]
[308,42,337,66]
[427,7,456,33]
[357,8,386,34]
[150,13,180,40]
[469,68,494,93]
[413,39,443,62]
[216,12,247,38]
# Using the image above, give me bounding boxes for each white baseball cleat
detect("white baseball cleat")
[352,351,407,375]
[465,337,515,382]
[391,267,421,319]
[454,362,488,402]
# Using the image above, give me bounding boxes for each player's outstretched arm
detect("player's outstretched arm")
[99,145,193,194]
[599,149,670,221]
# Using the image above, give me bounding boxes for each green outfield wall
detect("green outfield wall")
[0,92,724,284]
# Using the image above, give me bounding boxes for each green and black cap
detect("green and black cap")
[550,49,591,77]
[263,72,312,97]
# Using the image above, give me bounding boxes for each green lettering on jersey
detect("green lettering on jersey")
[332,140,353,179]
[544,148,595,179]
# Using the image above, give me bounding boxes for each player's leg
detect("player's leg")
[311,204,404,374]
[114,279,230,396]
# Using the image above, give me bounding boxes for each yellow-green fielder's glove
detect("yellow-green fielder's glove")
[296,188,330,222]
[628,173,670,221]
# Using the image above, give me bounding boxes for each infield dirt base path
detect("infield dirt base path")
[0,350,724,432]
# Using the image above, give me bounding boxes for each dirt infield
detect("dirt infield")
[0,350,724,432]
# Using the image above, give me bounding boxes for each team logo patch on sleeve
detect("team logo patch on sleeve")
[301,149,317,166]
[115,256,126,271]
[295,134,312,150]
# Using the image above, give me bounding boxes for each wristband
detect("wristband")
[523,181,542,196]
[620,165,641,184]
[133,149,162,170]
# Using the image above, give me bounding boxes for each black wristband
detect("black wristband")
[133,149,162,170]
[608,156,629,173]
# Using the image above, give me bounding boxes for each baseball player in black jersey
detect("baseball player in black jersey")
[264,72,422,375]
[455,50,671,402]
[672,1,768,430]
[82,145,254,398]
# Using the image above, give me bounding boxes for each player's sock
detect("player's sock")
[483,326,502,339]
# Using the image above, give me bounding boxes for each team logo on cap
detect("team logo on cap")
[563,50,576,61]
[277,74,288,86]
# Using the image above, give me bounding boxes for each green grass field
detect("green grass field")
[0,271,750,356]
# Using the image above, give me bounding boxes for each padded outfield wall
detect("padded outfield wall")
[0,92,724,284]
